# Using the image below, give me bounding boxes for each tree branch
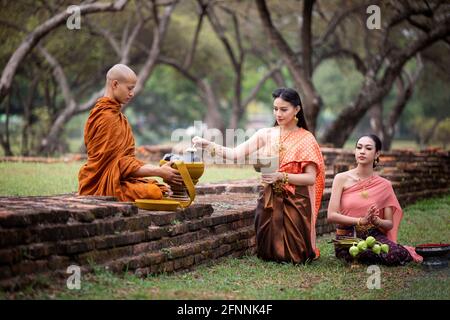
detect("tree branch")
[242,62,282,108]
[0,0,129,104]
[203,0,240,70]
[301,0,314,78]
[126,0,179,104]
[84,19,122,57]
[315,48,367,74]
[38,46,76,109]
[183,1,207,70]
[314,1,376,47]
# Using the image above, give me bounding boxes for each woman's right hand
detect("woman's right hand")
[192,136,211,149]
[361,204,377,225]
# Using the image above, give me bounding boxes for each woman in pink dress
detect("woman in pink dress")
[327,134,422,265]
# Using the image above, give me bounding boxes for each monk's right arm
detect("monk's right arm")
[131,164,163,177]
[131,162,183,185]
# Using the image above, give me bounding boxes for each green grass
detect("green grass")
[2,195,449,300]
[0,162,259,196]
[0,162,82,196]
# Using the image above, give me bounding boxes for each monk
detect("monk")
[78,64,183,202]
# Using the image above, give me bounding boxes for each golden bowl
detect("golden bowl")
[159,160,204,181]
[135,199,180,211]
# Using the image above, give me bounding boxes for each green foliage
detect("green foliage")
[1,0,449,155]
[313,60,363,135]
[432,118,450,149]
[127,65,205,145]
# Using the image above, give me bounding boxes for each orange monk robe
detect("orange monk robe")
[78,97,164,202]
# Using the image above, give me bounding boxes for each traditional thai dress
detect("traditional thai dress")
[335,175,422,265]
[255,128,325,264]
[78,97,165,202]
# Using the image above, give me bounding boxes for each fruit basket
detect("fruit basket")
[331,236,390,258]
[331,236,363,248]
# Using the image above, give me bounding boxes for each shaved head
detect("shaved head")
[106,64,137,84]
[104,64,137,104]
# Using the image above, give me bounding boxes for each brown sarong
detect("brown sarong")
[255,184,316,264]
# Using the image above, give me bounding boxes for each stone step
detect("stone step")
[104,225,255,276]
[0,196,213,229]
[0,203,214,248]
[0,195,136,228]
[0,209,255,281]
[0,226,256,291]
[0,207,250,264]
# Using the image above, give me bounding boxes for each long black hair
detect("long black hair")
[356,134,382,168]
[272,87,308,131]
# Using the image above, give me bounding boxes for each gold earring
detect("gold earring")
[294,116,298,123]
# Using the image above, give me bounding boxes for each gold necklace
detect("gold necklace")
[356,172,373,199]
[278,127,297,154]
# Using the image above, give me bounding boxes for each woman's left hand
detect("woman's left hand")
[370,210,381,226]
[261,172,283,184]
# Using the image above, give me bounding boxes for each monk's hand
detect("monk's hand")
[192,136,211,149]
[159,162,184,186]
[261,172,283,184]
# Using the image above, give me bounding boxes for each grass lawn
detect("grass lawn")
[1,194,448,300]
[0,162,259,196]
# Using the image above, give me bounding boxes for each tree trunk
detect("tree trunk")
[256,0,322,134]
[0,95,13,156]
[19,75,39,156]
[271,70,286,88]
[369,102,384,141]
[229,68,243,130]
[322,19,449,147]
[199,80,225,132]
[0,0,129,106]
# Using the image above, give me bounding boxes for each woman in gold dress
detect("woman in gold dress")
[193,88,325,264]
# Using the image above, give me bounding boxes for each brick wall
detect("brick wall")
[0,194,257,291]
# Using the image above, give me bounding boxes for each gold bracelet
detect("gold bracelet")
[279,172,288,184]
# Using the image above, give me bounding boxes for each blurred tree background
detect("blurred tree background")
[0,0,449,156]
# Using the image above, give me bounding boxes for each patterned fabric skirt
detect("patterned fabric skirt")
[255,184,316,264]
[335,227,413,266]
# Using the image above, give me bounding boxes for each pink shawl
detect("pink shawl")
[340,175,422,262]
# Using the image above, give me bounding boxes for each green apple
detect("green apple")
[365,236,376,248]
[357,240,368,252]
[381,244,389,253]
[372,244,381,254]
[349,245,359,257]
